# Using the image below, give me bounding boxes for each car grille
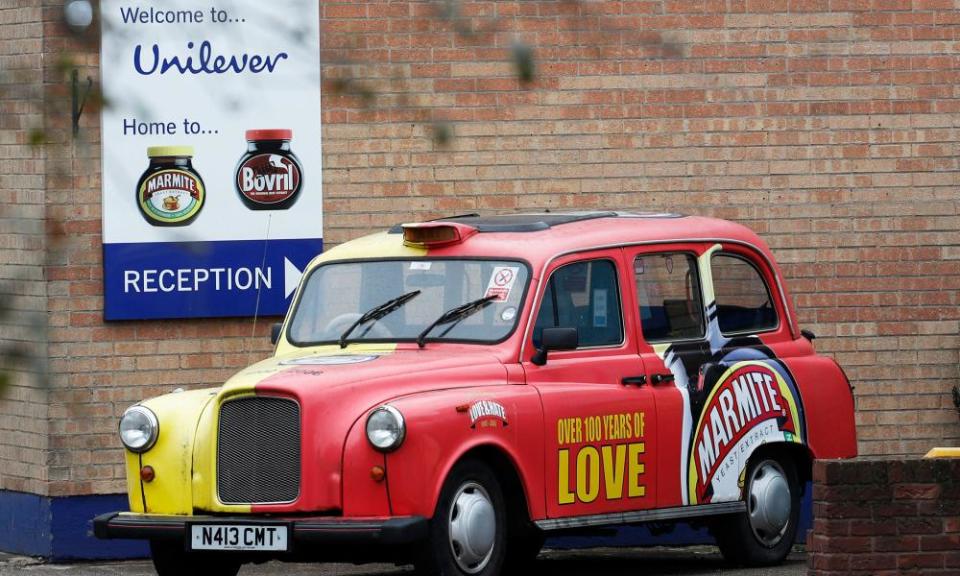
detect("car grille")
[217,396,301,504]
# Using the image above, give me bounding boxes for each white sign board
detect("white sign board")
[100,0,322,319]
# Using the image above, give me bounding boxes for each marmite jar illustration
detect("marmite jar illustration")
[136,146,205,226]
[235,129,303,210]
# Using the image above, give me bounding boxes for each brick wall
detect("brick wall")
[0,0,49,497]
[807,458,960,575]
[1,0,959,497]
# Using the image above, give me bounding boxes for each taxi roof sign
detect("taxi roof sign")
[401,222,477,247]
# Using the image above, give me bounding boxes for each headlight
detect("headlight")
[365,405,405,452]
[119,405,159,453]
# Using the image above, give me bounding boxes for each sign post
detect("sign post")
[100,1,322,320]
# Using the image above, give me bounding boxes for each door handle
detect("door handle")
[621,376,647,386]
[651,373,675,385]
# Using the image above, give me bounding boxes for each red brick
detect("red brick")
[920,534,960,552]
[895,484,942,500]
[897,552,945,570]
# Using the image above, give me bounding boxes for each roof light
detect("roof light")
[402,222,477,247]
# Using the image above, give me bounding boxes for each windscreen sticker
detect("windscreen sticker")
[409,261,432,270]
[485,266,519,302]
[500,307,517,321]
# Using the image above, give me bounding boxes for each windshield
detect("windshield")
[288,259,530,345]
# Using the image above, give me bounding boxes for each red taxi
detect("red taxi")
[95,212,857,576]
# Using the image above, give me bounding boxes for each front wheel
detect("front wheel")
[417,459,507,576]
[149,540,242,576]
[713,457,800,567]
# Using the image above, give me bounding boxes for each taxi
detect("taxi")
[95,212,857,576]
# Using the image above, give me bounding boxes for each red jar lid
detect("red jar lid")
[245,129,292,141]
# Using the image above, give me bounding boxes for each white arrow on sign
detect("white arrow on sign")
[284,258,303,298]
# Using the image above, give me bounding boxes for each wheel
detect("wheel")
[149,540,242,576]
[417,459,507,576]
[713,456,799,567]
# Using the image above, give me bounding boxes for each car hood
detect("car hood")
[196,344,510,513]
[224,344,509,400]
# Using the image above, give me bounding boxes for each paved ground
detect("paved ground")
[0,547,806,575]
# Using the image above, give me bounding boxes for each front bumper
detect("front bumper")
[94,512,428,547]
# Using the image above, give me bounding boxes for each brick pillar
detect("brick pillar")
[807,459,960,575]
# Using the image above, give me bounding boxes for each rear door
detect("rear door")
[625,243,804,509]
[523,249,658,519]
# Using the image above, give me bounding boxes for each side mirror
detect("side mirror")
[270,322,283,345]
[531,327,578,366]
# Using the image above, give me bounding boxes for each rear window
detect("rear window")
[711,254,777,334]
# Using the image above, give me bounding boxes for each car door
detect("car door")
[625,243,802,510]
[523,249,658,520]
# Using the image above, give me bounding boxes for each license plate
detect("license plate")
[190,524,288,551]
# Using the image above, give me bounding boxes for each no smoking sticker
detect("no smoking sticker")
[485,266,519,302]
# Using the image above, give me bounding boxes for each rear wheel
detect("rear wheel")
[714,456,800,567]
[149,539,242,576]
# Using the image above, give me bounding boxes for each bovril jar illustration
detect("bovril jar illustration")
[136,146,205,227]
[235,129,303,210]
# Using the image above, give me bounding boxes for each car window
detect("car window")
[711,253,777,334]
[634,253,704,342]
[533,259,623,348]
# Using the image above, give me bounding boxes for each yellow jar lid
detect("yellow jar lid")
[147,146,194,158]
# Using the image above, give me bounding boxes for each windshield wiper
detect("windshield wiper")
[416,294,499,348]
[339,290,421,348]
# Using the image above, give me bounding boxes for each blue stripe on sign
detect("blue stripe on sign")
[103,238,323,320]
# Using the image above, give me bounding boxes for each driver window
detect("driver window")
[634,253,704,342]
[533,259,623,348]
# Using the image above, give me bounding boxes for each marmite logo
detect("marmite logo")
[236,153,302,205]
[687,361,803,504]
[139,169,204,225]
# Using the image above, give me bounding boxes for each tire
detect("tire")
[713,456,800,567]
[149,539,242,576]
[417,459,508,576]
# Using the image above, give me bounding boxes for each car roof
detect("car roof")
[318,212,774,273]
[388,211,684,233]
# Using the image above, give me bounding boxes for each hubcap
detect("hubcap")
[448,481,496,574]
[747,460,791,547]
